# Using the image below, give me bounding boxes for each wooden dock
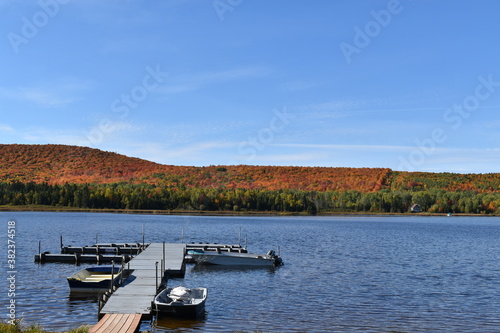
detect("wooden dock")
[99,243,186,319]
[88,313,142,333]
[65,241,251,332]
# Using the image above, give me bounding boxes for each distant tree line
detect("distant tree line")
[1,181,500,214]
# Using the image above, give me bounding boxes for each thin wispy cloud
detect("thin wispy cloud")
[0,78,94,108]
[158,66,270,95]
[167,141,237,158]
[272,143,414,153]
[272,143,500,155]
[237,152,328,165]
[160,121,249,143]
[20,127,91,146]
[405,149,500,173]
[279,80,318,92]
[482,119,500,128]
[294,102,447,116]
[293,87,457,116]
[0,124,15,133]
[0,87,75,107]
[122,141,239,165]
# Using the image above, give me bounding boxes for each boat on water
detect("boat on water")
[185,245,248,263]
[66,265,122,292]
[191,249,283,267]
[154,286,208,317]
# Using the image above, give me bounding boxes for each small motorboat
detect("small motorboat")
[67,265,122,292]
[154,286,207,318]
[192,249,283,267]
[185,249,205,263]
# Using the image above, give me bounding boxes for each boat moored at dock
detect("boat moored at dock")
[154,286,208,318]
[67,265,122,293]
[191,249,283,267]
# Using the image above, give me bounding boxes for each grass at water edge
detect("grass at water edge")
[0,321,89,333]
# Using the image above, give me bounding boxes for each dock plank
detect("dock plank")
[102,313,124,333]
[89,313,142,333]
[124,313,142,333]
[88,313,112,333]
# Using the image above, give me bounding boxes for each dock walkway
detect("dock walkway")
[99,243,186,318]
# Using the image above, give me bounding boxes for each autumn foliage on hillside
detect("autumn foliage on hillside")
[388,171,500,193]
[1,144,499,193]
[0,144,165,184]
[2,144,500,214]
[0,144,390,192]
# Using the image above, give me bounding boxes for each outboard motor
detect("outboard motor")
[267,249,284,266]
[274,256,283,266]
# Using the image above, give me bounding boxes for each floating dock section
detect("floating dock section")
[186,243,247,253]
[34,253,133,264]
[34,242,146,264]
[62,243,144,255]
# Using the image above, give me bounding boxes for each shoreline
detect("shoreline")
[0,205,496,217]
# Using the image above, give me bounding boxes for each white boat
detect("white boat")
[192,249,283,267]
[66,265,122,292]
[154,286,207,317]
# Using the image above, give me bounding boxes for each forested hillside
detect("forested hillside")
[0,144,165,184]
[1,144,500,214]
[0,144,389,191]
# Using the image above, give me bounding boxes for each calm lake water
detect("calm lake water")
[1,212,500,332]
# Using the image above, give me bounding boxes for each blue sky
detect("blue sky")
[1,0,500,173]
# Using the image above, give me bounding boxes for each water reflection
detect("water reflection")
[153,316,207,331]
[65,293,99,318]
[190,263,278,274]
[67,293,100,302]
